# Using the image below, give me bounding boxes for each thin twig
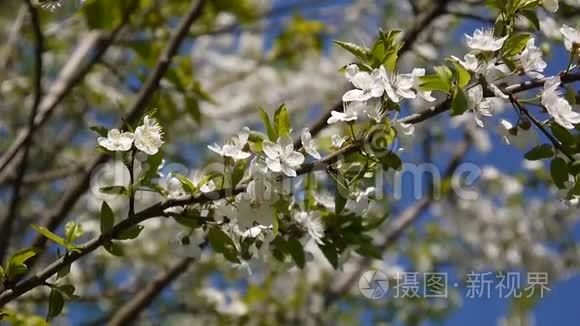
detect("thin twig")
[0,0,44,262]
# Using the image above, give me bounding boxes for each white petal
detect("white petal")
[266,157,282,172]
[262,141,280,159]
[285,152,304,167]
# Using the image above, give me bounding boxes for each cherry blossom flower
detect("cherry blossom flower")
[543,0,559,12]
[560,25,580,54]
[331,134,347,148]
[541,76,580,129]
[234,192,275,229]
[97,129,134,152]
[262,135,305,177]
[465,28,508,52]
[516,38,547,78]
[301,128,321,159]
[373,66,416,103]
[467,85,497,127]
[293,211,325,244]
[346,187,375,215]
[452,53,479,72]
[342,71,384,102]
[39,0,61,11]
[327,101,367,124]
[208,127,251,160]
[191,170,216,193]
[410,68,436,102]
[163,177,188,214]
[134,115,164,155]
[344,64,359,81]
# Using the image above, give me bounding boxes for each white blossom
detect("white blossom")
[191,170,216,193]
[293,211,325,244]
[560,25,580,54]
[467,85,497,127]
[541,76,580,129]
[97,129,134,152]
[410,68,436,102]
[452,53,479,72]
[134,115,164,155]
[373,66,416,103]
[331,134,347,148]
[327,101,367,124]
[208,127,251,160]
[262,135,305,177]
[301,128,321,159]
[346,187,375,215]
[517,38,547,78]
[39,0,61,11]
[344,64,359,81]
[342,71,384,102]
[465,28,508,52]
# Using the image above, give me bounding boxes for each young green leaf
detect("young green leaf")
[5,247,40,279]
[208,228,240,263]
[451,86,469,116]
[31,225,68,248]
[172,173,196,194]
[47,290,64,319]
[99,186,126,195]
[258,108,277,141]
[333,40,370,62]
[100,201,115,233]
[286,237,306,269]
[274,104,291,137]
[524,144,554,160]
[114,225,144,240]
[104,241,124,256]
[551,157,569,189]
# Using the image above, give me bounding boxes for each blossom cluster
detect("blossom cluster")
[97,115,164,155]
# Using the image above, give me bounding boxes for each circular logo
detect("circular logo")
[359,269,389,299]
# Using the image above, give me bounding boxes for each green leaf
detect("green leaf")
[569,179,580,196]
[208,228,240,263]
[451,61,471,88]
[520,9,540,31]
[419,74,451,93]
[550,124,576,147]
[524,144,554,160]
[319,243,339,269]
[380,152,403,171]
[286,237,305,269]
[104,241,124,256]
[0,266,5,282]
[258,108,277,141]
[434,66,453,88]
[89,125,108,137]
[99,186,126,195]
[114,225,144,240]
[355,243,383,259]
[274,104,291,137]
[64,222,83,244]
[138,151,163,185]
[100,201,115,234]
[172,173,196,195]
[333,40,369,62]
[451,86,469,116]
[47,290,64,319]
[5,248,40,279]
[31,225,68,248]
[231,160,248,186]
[501,33,532,57]
[333,174,348,215]
[551,157,569,189]
[56,284,77,299]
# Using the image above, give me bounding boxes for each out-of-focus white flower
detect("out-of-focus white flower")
[241,225,270,239]
[98,129,134,152]
[467,85,497,127]
[164,177,188,214]
[235,192,275,229]
[465,28,508,52]
[517,38,547,78]
[263,135,305,177]
[294,211,325,244]
[208,127,251,160]
[410,68,436,102]
[543,0,559,12]
[540,16,562,39]
[342,71,384,102]
[301,128,321,159]
[134,115,164,155]
[393,120,415,150]
[560,25,580,54]
[373,66,416,103]
[541,76,580,129]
